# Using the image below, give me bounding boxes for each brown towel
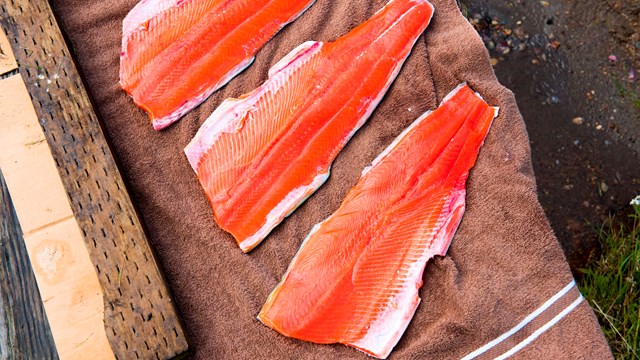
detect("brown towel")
[51,0,612,358]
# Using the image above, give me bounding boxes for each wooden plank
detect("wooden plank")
[0,74,114,359]
[0,171,58,360]
[0,25,16,76]
[0,1,190,359]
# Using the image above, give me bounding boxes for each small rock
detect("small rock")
[531,59,539,65]
[491,58,499,66]
[582,201,590,208]
[608,54,617,62]
[596,124,603,130]
[572,117,584,125]
[562,184,574,190]
[600,181,609,193]
[491,20,499,25]
[549,39,561,50]
[487,41,495,50]
[540,1,550,7]
[516,20,522,25]
[550,95,560,104]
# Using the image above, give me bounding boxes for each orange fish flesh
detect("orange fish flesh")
[184,0,435,252]
[258,84,498,358]
[120,0,315,130]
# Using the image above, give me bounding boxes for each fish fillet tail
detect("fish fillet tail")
[326,0,434,58]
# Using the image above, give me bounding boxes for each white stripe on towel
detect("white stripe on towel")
[461,280,577,360]
[495,294,584,359]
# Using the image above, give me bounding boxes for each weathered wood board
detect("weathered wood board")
[0,20,58,360]
[0,1,190,359]
[0,173,59,360]
[0,74,114,359]
[0,26,16,76]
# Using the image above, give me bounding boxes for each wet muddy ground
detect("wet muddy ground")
[461,0,640,272]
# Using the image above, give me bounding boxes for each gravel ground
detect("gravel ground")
[461,0,640,272]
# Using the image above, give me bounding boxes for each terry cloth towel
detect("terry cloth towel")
[51,0,612,358]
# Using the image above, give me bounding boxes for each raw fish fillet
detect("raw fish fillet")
[258,84,498,359]
[184,0,435,252]
[119,0,315,130]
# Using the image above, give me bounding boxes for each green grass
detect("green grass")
[613,79,640,111]
[578,198,640,359]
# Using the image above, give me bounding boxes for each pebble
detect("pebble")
[608,54,617,62]
[596,124,603,130]
[491,58,499,66]
[540,1,550,7]
[550,95,560,104]
[600,182,609,193]
[572,117,584,125]
[514,27,525,38]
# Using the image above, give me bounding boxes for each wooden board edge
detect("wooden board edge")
[0,2,191,359]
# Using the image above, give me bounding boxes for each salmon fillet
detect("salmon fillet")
[184,0,435,252]
[258,84,498,359]
[119,0,315,130]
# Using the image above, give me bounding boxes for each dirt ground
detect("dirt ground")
[460,0,640,272]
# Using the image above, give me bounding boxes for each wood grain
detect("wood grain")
[0,1,190,359]
[0,171,58,360]
[0,73,114,359]
[0,25,16,76]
